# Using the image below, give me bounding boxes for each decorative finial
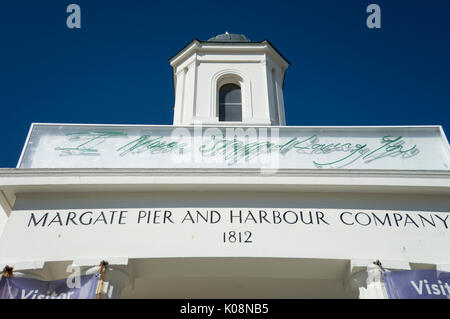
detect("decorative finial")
[2,265,14,277]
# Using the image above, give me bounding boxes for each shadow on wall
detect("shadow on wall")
[11,191,450,213]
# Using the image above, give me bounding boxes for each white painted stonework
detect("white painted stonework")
[0,34,450,298]
[170,39,288,126]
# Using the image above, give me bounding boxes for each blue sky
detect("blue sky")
[0,0,449,167]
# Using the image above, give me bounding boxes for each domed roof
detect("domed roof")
[207,32,251,43]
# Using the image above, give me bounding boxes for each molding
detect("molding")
[175,67,186,76]
[169,40,200,67]
[72,257,128,268]
[2,167,450,177]
[170,41,288,70]
[16,123,34,168]
[0,168,450,195]
[197,59,262,64]
[22,122,446,130]
[0,190,12,215]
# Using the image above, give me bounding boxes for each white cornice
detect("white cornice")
[170,41,289,70]
[1,168,450,179]
[0,168,449,196]
[25,123,445,130]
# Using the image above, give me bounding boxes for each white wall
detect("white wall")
[0,188,449,298]
[0,205,7,239]
[2,190,449,266]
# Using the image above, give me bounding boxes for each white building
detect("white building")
[0,33,449,299]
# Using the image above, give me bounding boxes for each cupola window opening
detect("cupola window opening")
[219,83,242,122]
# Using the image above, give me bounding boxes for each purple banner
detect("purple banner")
[0,274,98,299]
[383,270,450,299]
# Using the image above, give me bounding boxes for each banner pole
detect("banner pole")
[2,266,13,278]
[95,261,108,299]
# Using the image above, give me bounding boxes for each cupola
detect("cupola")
[169,33,289,126]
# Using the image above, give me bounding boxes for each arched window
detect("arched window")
[219,83,242,121]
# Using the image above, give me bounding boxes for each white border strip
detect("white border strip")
[16,123,35,169]
[15,123,449,169]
